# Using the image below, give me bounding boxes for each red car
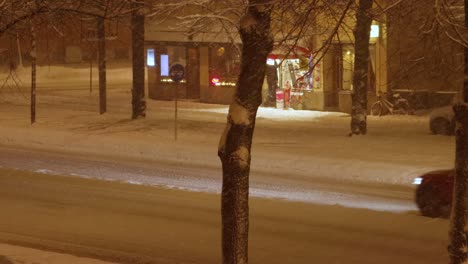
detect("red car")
[414,169,454,218]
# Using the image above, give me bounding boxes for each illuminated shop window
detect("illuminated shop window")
[209,45,240,87]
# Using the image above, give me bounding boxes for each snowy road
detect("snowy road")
[0,166,449,264]
[0,146,416,213]
[0,73,454,262]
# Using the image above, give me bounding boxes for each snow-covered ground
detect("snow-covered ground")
[0,65,454,188]
[0,244,117,264]
[0,65,456,263]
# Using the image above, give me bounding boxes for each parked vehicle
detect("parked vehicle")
[414,169,454,218]
[429,105,455,135]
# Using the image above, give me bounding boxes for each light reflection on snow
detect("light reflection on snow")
[125,180,144,185]
[6,151,417,214]
[250,187,416,212]
[35,169,55,174]
[62,170,416,213]
[193,106,340,120]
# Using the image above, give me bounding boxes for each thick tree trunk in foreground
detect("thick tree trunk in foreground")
[30,21,36,124]
[131,2,146,119]
[448,2,468,261]
[97,17,106,115]
[350,0,373,135]
[217,1,273,263]
[449,103,468,264]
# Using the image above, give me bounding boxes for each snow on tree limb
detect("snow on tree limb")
[229,100,251,126]
[218,122,231,155]
[233,146,250,169]
[240,11,257,33]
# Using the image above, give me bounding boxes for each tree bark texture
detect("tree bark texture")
[449,104,468,264]
[218,1,273,264]
[131,2,146,119]
[350,0,373,135]
[98,17,106,115]
[30,21,36,124]
[448,2,468,262]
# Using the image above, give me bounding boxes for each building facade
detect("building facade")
[142,3,391,112]
[144,16,241,104]
[0,18,132,67]
[1,1,461,112]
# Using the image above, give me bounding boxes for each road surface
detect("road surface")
[0,146,450,263]
[0,146,415,213]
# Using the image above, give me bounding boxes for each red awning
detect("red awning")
[268,45,311,59]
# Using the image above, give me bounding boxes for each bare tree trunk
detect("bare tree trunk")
[89,56,93,95]
[450,103,468,264]
[17,33,23,68]
[448,1,468,262]
[217,1,273,263]
[350,0,373,136]
[30,21,36,124]
[97,17,106,114]
[131,1,146,119]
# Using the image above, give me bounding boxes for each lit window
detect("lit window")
[147,49,155,66]
[370,25,379,38]
[160,54,169,76]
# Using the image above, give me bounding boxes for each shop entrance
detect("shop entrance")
[324,44,342,108]
[341,43,376,94]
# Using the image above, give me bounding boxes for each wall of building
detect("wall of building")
[305,4,388,114]
[0,17,132,67]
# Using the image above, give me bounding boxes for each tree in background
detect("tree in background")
[1,0,139,117]
[350,0,373,135]
[66,0,141,115]
[0,0,49,36]
[97,15,107,114]
[0,0,58,123]
[131,0,146,119]
[30,17,37,124]
[71,0,131,115]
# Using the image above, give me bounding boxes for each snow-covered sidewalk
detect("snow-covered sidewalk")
[0,244,117,264]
